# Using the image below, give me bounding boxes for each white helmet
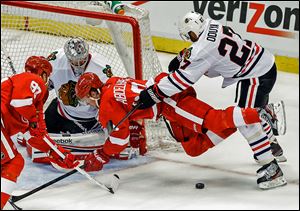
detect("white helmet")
[178,11,206,41]
[64,37,89,76]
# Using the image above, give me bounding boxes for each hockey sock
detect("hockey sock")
[261,118,276,143]
[238,123,273,165]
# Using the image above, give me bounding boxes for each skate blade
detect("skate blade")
[274,100,287,135]
[275,155,287,163]
[258,176,287,190]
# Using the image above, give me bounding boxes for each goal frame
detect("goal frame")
[1,0,143,79]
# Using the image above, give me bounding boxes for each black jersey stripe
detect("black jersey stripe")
[167,75,183,91]
[175,69,194,85]
[238,48,265,78]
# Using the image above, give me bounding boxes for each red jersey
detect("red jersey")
[1,72,48,163]
[99,77,157,155]
[99,75,212,156]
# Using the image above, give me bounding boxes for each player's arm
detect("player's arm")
[10,78,44,124]
[137,49,211,109]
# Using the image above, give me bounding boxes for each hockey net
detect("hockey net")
[1,1,180,152]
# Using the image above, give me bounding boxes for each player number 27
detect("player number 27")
[218,26,252,67]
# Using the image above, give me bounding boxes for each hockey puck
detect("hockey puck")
[195,182,205,189]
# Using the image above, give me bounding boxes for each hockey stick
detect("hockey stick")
[106,101,142,135]
[42,134,118,194]
[10,168,79,203]
[9,98,141,209]
[9,103,141,206]
[9,200,22,210]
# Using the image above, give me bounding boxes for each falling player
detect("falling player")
[1,56,79,209]
[75,72,286,190]
[136,11,287,188]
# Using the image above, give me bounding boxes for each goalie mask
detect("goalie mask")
[64,37,90,77]
[25,56,53,84]
[75,72,103,106]
[178,11,206,41]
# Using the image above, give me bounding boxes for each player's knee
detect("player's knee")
[181,134,214,157]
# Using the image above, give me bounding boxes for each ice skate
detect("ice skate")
[256,159,287,190]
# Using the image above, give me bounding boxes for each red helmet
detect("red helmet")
[75,72,103,99]
[25,56,52,77]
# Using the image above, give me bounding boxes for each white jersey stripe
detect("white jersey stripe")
[206,130,224,146]
[151,104,158,121]
[1,177,17,195]
[233,107,247,127]
[10,98,33,108]
[163,98,203,125]
[109,135,129,146]
[1,130,15,159]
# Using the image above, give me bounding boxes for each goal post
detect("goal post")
[1,1,147,79]
[1,1,177,151]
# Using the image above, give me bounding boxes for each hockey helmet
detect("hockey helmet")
[178,11,206,41]
[64,37,90,76]
[75,72,103,100]
[25,56,52,77]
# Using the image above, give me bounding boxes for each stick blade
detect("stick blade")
[110,174,120,193]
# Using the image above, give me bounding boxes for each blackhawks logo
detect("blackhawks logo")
[58,80,79,107]
[103,65,113,78]
[183,47,193,60]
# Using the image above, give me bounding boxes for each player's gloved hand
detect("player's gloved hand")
[29,120,40,137]
[137,85,163,109]
[48,146,80,169]
[168,48,185,73]
[37,113,47,136]
[29,116,47,138]
[83,148,110,172]
[129,120,147,155]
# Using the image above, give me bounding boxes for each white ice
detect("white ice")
[3,52,299,210]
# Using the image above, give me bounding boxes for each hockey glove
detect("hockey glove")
[168,48,185,73]
[48,146,79,169]
[129,120,147,155]
[83,148,110,172]
[29,116,47,138]
[138,85,163,109]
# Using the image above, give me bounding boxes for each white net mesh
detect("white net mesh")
[1,1,176,151]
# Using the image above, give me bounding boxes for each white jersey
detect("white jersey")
[48,49,113,121]
[157,19,275,97]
